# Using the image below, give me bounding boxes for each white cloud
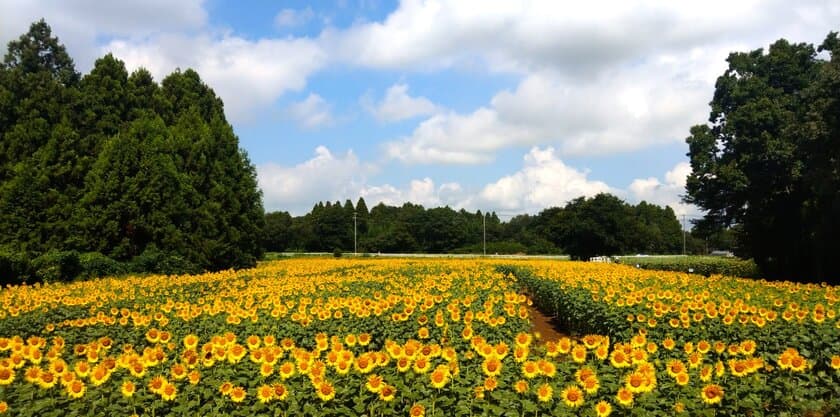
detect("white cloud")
[0,0,207,72]
[364,83,439,122]
[384,65,712,163]
[106,34,325,124]
[628,162,701,218]
[258,146,373,214]
[475,146,612,212]
[323,0,840,75]
[274,7,315,28]
[287,93,334,129]
[360,178,467,208]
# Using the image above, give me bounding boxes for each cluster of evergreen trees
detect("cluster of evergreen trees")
[263,193,685,259]
[0,20,263,284]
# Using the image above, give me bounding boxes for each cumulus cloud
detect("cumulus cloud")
[322,0,839,74]
[384,65,712,163]
[106,34,325,124]
[363,83,439,122]
[628,162,701,218]
[360,178,465,208]
[286,93,334,129]
[274,7,315,28]
[0,0,207,71]
[475,147,612,212]
[257,146,374,214]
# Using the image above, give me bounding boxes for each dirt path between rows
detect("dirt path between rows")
[527,304,569,344]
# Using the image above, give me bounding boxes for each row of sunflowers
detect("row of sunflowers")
[0,258,837,416]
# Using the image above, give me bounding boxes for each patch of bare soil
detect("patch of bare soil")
[527,304,569,344]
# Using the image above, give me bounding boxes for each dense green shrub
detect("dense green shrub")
[130,245,199,275]
[78,252,127,279]
[0,249,31,286]
[617,256,761,278]
[31,250,82,283]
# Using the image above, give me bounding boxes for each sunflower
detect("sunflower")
[514,379,529,394]
[149,375,167,394]
[675,372,689,386]
[379,384,396,401]
[536,383,553,402]
[397,357,412,373]
[257,384,274,403]
[182,369,198,385]
[831,355,840,370]
[279,361,295,379]
[430,367,449,389]
[609,350,630,368]
[521,361,539,379]
[594,400,612,417]
[161,383,177,401]
[700,384,723,405]
[571,345,587,363]
[561,385,584,408]
[413,357,431,374]
[361,374,383,397]
[0,368,14,385]
[537,359,556,377]
[409,403,425,417]
[581,376,600,394]
[515,332,532,347]
[121,380,136,397]
[666,359,686,378]
[482,357,502,377]
[74,361,91,377]
[38,371,57,389]
[230,386,247,403]
[317,382,335,402]
[273,383,289,400]
[246,335,262,350]
[66,379,85,399]
[624,372,649,394]
[219,381,233,396]
[790,355,808,372]
[616,387,634,407]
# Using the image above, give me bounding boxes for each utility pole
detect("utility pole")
[682,214,686,256]
[353,210,357,255]
[483,213,486,256]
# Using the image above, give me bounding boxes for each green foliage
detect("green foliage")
[685,31,840,283]
[0,248,31,286]
[77,252,126,279]
[0,20,264,280]
[616,256,761,278]
[30,250,81,283]
[129,244,199,276]
[333,248,343,258]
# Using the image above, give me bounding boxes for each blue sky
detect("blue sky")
[2,1,838,216]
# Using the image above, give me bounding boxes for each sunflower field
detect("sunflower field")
[0,258,837,416]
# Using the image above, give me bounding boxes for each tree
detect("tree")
[263,211,293,252]
[2,19,79,86]
[685,32,839,282]
[0,21,266,278]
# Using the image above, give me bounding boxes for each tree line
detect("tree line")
[263,193,686,260]
[0,20,264,284]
